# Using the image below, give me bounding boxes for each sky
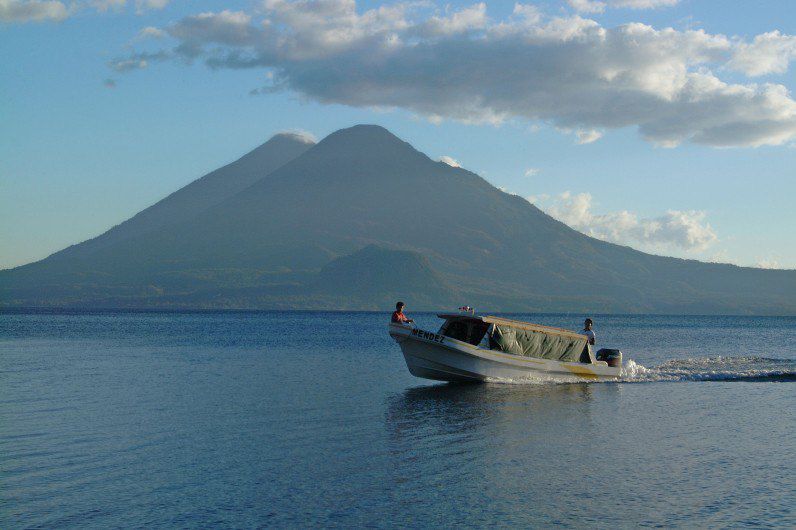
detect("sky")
[2,0,796,270]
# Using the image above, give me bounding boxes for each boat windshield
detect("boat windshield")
[439,318,490,346]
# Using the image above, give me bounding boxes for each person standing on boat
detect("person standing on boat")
[391,302,414,324]
[582,318,596,345]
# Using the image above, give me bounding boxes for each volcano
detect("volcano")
[2,125,794,314]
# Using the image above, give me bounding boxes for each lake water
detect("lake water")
[1,310,794,528]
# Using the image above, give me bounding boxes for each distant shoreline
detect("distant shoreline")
[2,307,795,318]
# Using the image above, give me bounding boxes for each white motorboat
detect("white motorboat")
[389,312,622,382]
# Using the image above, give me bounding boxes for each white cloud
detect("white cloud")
[729,31,796,76]
[511,3,542,25]
[112,1,796,148]
[439,155,461,167]
[276,129,317,143]
[168,10,254,58]
[755,257,781,269]
[524,168,540,177]
[0,0,68,22]
[567,0,605,14]
[612,0,679,8]
[537,191,718,252]
[421,2,487,37]
[109,57,148,72]
[575,129,604,145]
[0,0,171,22]
[568,0,678,13]
[102,0,169,15]
[91,0,126,12]
[135,0,169,13]
[1,0,170,23]
[137,26,166,39]
[498,186,519,195]
[108,50,168,71]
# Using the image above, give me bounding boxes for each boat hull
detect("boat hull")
[390,323,621,383]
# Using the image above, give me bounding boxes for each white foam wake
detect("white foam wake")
[483,356,795,385]
[620,356,796,383]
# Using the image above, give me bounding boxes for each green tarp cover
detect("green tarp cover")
[492,325,586,362]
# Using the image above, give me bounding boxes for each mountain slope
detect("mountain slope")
[1,125,794,314]
[46,132,315,262]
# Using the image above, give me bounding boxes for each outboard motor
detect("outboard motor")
[596,348,623,368]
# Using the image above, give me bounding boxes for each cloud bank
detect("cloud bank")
[111,1,796,148]
[534,191,718,252]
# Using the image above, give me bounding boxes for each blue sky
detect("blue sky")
[2,0,795,269]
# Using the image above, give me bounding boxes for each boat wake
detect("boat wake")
[621,356,796,383]
[480,356,796,384]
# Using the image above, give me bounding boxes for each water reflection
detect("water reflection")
[385,383,602,457]
[381,382,610,516]
[387,382,596,423]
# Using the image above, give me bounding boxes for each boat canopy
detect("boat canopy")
[437,314,587,362]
